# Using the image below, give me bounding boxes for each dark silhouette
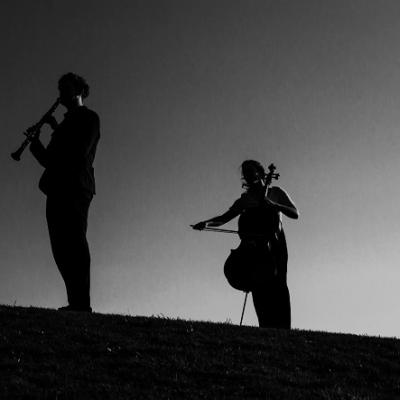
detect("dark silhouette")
[11,99,60,161]
[193,160,299,329]
[30,73,100,312]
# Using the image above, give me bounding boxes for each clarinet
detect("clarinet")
[11,98,60,161]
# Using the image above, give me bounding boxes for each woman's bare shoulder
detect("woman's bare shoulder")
[268,185,282,195]
[268,186,289,201]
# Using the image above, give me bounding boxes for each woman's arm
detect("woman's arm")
[266,186,299,220]
[192,208,241,230]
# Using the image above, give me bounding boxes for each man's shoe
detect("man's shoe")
[76,306,92,313]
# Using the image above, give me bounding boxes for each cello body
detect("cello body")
[224,201,282,292]
[224,242,275,292]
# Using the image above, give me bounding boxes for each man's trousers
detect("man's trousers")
[46,192,92,309]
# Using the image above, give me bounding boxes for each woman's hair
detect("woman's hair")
[58,72,90,98]
[240,160,266,186]
[241,160,265,177]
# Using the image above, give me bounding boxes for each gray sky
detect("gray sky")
[1,0,400,337]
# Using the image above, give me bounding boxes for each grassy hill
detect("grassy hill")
[1,305,400,399]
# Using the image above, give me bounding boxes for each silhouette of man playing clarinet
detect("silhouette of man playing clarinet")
[30,73,100,312]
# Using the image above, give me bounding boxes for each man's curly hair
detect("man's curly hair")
[58,72,90,98]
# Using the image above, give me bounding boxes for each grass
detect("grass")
[1,305,400,399]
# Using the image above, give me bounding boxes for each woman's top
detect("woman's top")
[228,186,288,283]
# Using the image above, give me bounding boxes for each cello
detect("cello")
[223,163,281,292]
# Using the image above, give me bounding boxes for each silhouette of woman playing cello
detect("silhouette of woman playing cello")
[192,160,299,329]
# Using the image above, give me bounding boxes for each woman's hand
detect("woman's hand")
[191,221,207,230]
[264,197,279,209]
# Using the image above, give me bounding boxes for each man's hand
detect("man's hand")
[25,125,41,141]
[42,114,58,130]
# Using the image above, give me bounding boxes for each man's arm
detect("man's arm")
[29,138,49,168]
[71,113,100,160]
[53,112,100,170]
[28,114,59,168]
